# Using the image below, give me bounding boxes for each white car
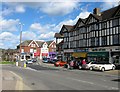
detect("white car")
[26,60,33,64]
[82,61,97,70]
[91,62,116,72]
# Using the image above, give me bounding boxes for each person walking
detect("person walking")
[81,59,87,68]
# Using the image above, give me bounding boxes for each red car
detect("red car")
[54,61,67,67]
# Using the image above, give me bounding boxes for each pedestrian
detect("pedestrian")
[82,59,86,65]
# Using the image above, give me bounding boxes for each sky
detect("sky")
[0,0,120,49]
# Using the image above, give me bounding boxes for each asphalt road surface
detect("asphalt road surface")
[1,64,119,91]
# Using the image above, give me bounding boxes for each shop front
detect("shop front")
[87,51,109,62]
[49,52,57,60]
[72,48,88,61]
[72,52,87,59]
[64,49,74,61]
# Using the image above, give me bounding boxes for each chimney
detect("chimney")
[93,8,101,16]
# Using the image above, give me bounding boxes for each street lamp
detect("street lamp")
[19,23,24,62]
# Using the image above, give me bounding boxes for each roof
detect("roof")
[35,41,44,47]
[54,33,64,38]
[18,40,44,47]
[20,40,32,46]
[46,41,53,46]
[64,25,74,31]
[101,5,119,20]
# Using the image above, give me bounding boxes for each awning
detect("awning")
[72,52,87,58]
[87,52,109,57]
[42,53,48,56]
[34,52,40,56]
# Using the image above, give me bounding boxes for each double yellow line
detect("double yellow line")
[10,71,23,90]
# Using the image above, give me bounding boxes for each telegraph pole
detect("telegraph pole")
[19,23,24,62]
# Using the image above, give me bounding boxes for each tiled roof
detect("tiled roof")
[35,41,44,47]
[54,33,64,38]
[64,25,74,32]
[101,5,119,20]
[46,41,53,46]
[20,40,32,46]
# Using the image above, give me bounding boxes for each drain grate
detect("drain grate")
[31,83,35,85]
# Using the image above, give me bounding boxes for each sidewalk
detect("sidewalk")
[37,61,119,75]
[105,70,120,75]
[1,70,31,90]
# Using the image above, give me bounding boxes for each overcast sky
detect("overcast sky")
[0,0,119,49]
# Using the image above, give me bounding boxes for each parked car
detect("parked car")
[31,58,37,63]
[91,61,116,72]
[26,60,33,64]
[42,58,50,63]
[54,61,67,67]
[49,59,58,64]
[113,60,120,69]
[82,61,98,70]
[68,60,82,69]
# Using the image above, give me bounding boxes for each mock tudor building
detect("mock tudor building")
[55,5,120,63]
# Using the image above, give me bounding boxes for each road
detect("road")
[1,64,119,91]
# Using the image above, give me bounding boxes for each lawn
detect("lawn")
[0,61,15,64]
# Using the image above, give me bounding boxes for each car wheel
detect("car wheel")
[112,66,115,70]
[89,67,93,71]
[101,67,105,72]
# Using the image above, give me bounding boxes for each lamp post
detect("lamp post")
[19,23,24,62]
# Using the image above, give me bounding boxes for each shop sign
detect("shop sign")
[87,52,109,57]
[64,49,74,52]
[74,49,88,52]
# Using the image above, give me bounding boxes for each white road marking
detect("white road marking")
[10,71,23,90]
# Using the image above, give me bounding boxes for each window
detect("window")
[107,36,109,45]
[118,34,120,44]
[107,29,109,35]
[113,35,119,44]
[112,19,119,26]
[101,36,107,46]
[102,30,104,36]
[113,27,116,34]
[99,31,101,36]
[110,36,113,45]
[30,49,33,52]
[96,31,98,37]
[95,37,99,46]
[34,49,37,53]
[110,28,112,35]
[21,49,24,53]
[116,27,118,34]
[91,38,95,46]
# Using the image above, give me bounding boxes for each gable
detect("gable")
[75,18,85,29]
[86,14,98,24]
[49,41,56,48]
[28,40,39,47]
[42,42,48,48]
[114,8,120,17]
[60,25,68,33]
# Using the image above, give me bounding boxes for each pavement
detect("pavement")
[36,61,120,76]
[1,69,31,90]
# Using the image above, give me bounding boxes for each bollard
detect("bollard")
[16,62,18,66]
[24,62,26,68]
